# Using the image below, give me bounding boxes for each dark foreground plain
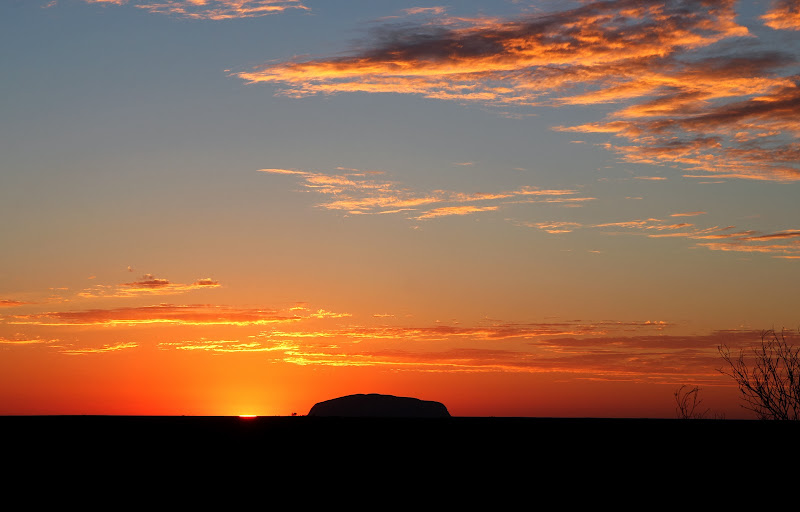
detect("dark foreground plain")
[5,416,800,496]
[6,416,795,503]
[4,415,796,464]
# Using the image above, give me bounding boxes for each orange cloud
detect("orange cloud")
[0,336,53,345]
[59,341,139,355]
[521,213,800,258]
[257,319,671,345]
[158,338,296,353]
[78,275,220,298]
[241,1,798,182]
[82,0,308,19]
[259,167,589,219]
[524,221,583,234]
[0,300,29,308]
[740,230,800,241]
[697,240,800,255]
[206,324,769,382]
[561,77,800,182]
[648,224,800,256]
[120,275,221,293]
[240,0,747,99]
[141,318,693,378]
[141,321,794,383]
[416,205,499,219]
[670,211,706,217]
[8,304,312,327]
[762,0,800,30]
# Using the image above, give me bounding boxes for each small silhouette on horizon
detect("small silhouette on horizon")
[307,393,451,418]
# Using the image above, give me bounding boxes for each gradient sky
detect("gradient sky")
[2,0,799,417]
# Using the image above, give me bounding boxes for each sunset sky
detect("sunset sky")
[2,0,799,418]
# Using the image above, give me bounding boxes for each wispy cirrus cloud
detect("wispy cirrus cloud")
[153,324,772,382]
[647,225,800,257]
[0,300,29,308]
[259,167,593,219]
[82,0,307,19]
[150,318,700,379]
[77,274,220,299]
[59,341,139,355]
[255,319,671,343]
[240,0,799,182]
[522,221,584,234]
[0,336,53,345]
[1,334,137,354]
[670,211,706,217]
[159,338,296,353]
[6,303,348,327]
[521,214,800,258]
[402,7,447,16]
[416,205,499,219]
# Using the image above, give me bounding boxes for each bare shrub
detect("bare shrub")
[718,329,800,420]
[674,385,709,419]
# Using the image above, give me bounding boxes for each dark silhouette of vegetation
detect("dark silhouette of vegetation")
[718,329,800,420]
[674,385,710,419]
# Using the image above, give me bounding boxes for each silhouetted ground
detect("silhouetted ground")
[7,416,795,500]
[3,415,795,463]
[5,416,800,495]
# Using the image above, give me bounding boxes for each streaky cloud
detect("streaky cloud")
[521,213,800,258]
[59,341,138,355]
[236,324,773,382]
[81,0,308,20]
[259,167,589,219]
[77,274,221,298]
[7,303,348,326]
[0,336,53,345]
[241,0,799,182]
[0,299,29,308]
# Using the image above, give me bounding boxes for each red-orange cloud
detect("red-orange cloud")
[59,341,138,355]
[8,304,319,326]
[762,0,800,30]
[0,336,53,345]
[241,1,799,182]
[229,325,770,382]
[0,300,29,308]
[240,0,747,98]
[78,274,220,298]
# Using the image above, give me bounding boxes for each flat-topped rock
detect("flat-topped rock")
[308,393,451,418]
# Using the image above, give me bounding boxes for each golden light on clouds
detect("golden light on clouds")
[259,168,594,219]
[8,304,311,326]
[241,0,799,182]
[762,0,800,30]
[524,215,800,258]
[5,0,799,418]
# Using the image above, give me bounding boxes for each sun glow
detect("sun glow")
[238,414,258,419]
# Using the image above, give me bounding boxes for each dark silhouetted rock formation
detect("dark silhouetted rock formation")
[308,393,450,418]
